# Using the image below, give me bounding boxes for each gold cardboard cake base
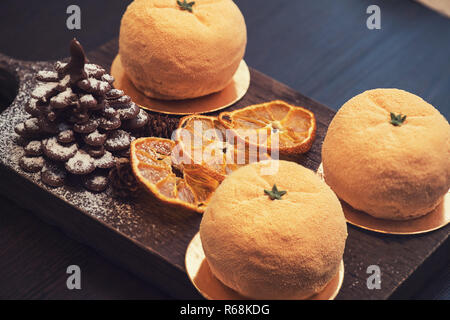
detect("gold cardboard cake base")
[317,163,450,235]
[110,55,250,115]
[185,233,344,300]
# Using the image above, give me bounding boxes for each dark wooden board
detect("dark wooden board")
[0,196,170,299]
[0,38,448,300]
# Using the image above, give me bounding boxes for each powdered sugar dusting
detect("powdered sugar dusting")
[65,150,95,174]
[85,63,105,78]
[101,74,114,84]
[59,75,70,87]
[24,140,42,154]
[80,94,96,104]
[88,130,103,139]
[24,118,40,131]
[0,57,197,272]
[94,151,114,168]
[45,137,77,158]
[79,78,110,93]
[36,70,59,81]
[31,82,59,100]
[20,155,44,167]
[106,130,131,149]
[51,87,75,105]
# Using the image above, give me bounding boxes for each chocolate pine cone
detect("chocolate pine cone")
[15,38,150,193]
[146,113,179,139]
[109,157,140,197]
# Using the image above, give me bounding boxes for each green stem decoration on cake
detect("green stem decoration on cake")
[177,0,195,12]
[264,184,287,200]
[390,112,407,126]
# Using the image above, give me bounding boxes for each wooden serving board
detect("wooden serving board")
[0,39,448,300]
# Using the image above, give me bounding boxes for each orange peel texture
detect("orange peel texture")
[119,0,247,100]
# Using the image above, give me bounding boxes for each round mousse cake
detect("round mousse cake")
[322,89,450,220]
[119,0,247,100]
[200,160,347,300]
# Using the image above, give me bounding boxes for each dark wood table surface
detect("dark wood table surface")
[0,0,449,299]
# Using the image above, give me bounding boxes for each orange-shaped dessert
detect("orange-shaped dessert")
[119,0,247,100]
[322,89,450,220]
[200,160,347,299]
[130,137,221,213]
[175,115,271,181]
[219,100,316,155]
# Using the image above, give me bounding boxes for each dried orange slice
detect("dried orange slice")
[174,115,270,181]
[218,100,316,155]
[130,137,221,213]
